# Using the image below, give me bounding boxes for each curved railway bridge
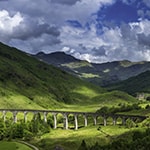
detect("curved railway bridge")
[0,109,147,130]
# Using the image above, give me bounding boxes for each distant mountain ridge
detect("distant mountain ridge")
[34,52,150,86]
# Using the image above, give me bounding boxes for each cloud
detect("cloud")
[143,0,150,8]
[0,10,23,42]
[60,24,106,50]
[138,33,150,47]
[0,10,23,32]
[0,9,61,52]
[0,0,150,63]
[9,34,61,54]
[13,18,60,40]
[60,17,150,63]
[0,0,114,48]
[51,0,81,5]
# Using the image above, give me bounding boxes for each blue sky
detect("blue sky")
[97,1,138,24]
[0,0,150,63]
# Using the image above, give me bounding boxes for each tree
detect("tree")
[126,119,136,128]
[97,106,110,116]
[23,129,33,141]
[141,118,150,127]
[90,142,101,150]
[132,130,143,141]
[146,96,150,101]
[78,140,88,150]
[0,119,5,140]
[8,123,24,139]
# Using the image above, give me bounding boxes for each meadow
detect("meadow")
[35,125,144,150]
[0,141,33,150]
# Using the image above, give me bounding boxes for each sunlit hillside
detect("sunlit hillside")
[0,42,137,110]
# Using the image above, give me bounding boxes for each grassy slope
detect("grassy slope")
[0,42,136,110]
[0,126,140,150]
[107,71,150,95]
[36,125,139,150]
[0,43,102,109]
[0,141,32,150]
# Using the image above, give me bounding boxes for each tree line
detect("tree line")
[96,103,141,115]
[0,113,53,141]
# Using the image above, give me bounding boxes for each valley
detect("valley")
[1,0,150,149]
[0,42,150,150]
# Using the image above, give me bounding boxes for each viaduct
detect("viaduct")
[0,109,147,130]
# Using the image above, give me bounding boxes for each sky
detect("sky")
[0,0,150,63]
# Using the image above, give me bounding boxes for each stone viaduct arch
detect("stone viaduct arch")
[0,109,147,130]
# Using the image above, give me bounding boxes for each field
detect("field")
[35,125,142,150]
[0,141,32,150]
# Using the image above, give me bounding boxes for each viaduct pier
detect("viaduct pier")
[0,109,147,130]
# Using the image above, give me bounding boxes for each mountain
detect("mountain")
[107,71,150,95]
[36,51,79,65]
[34,52,150,86]
[0,42,136,109]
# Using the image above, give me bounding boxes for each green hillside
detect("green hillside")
[0,42,136,110]
[107,71,150,95]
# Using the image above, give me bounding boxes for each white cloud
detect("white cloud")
[60,24,106,49]
[138,19,150,35]
[60,18,150,63]
[142,49,150,61]
[0,0,150,63]
[0,10,23,42]
[0,0,114,53]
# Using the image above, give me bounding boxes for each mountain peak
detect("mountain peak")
[36,51,46,56]
[35,51,79,65]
